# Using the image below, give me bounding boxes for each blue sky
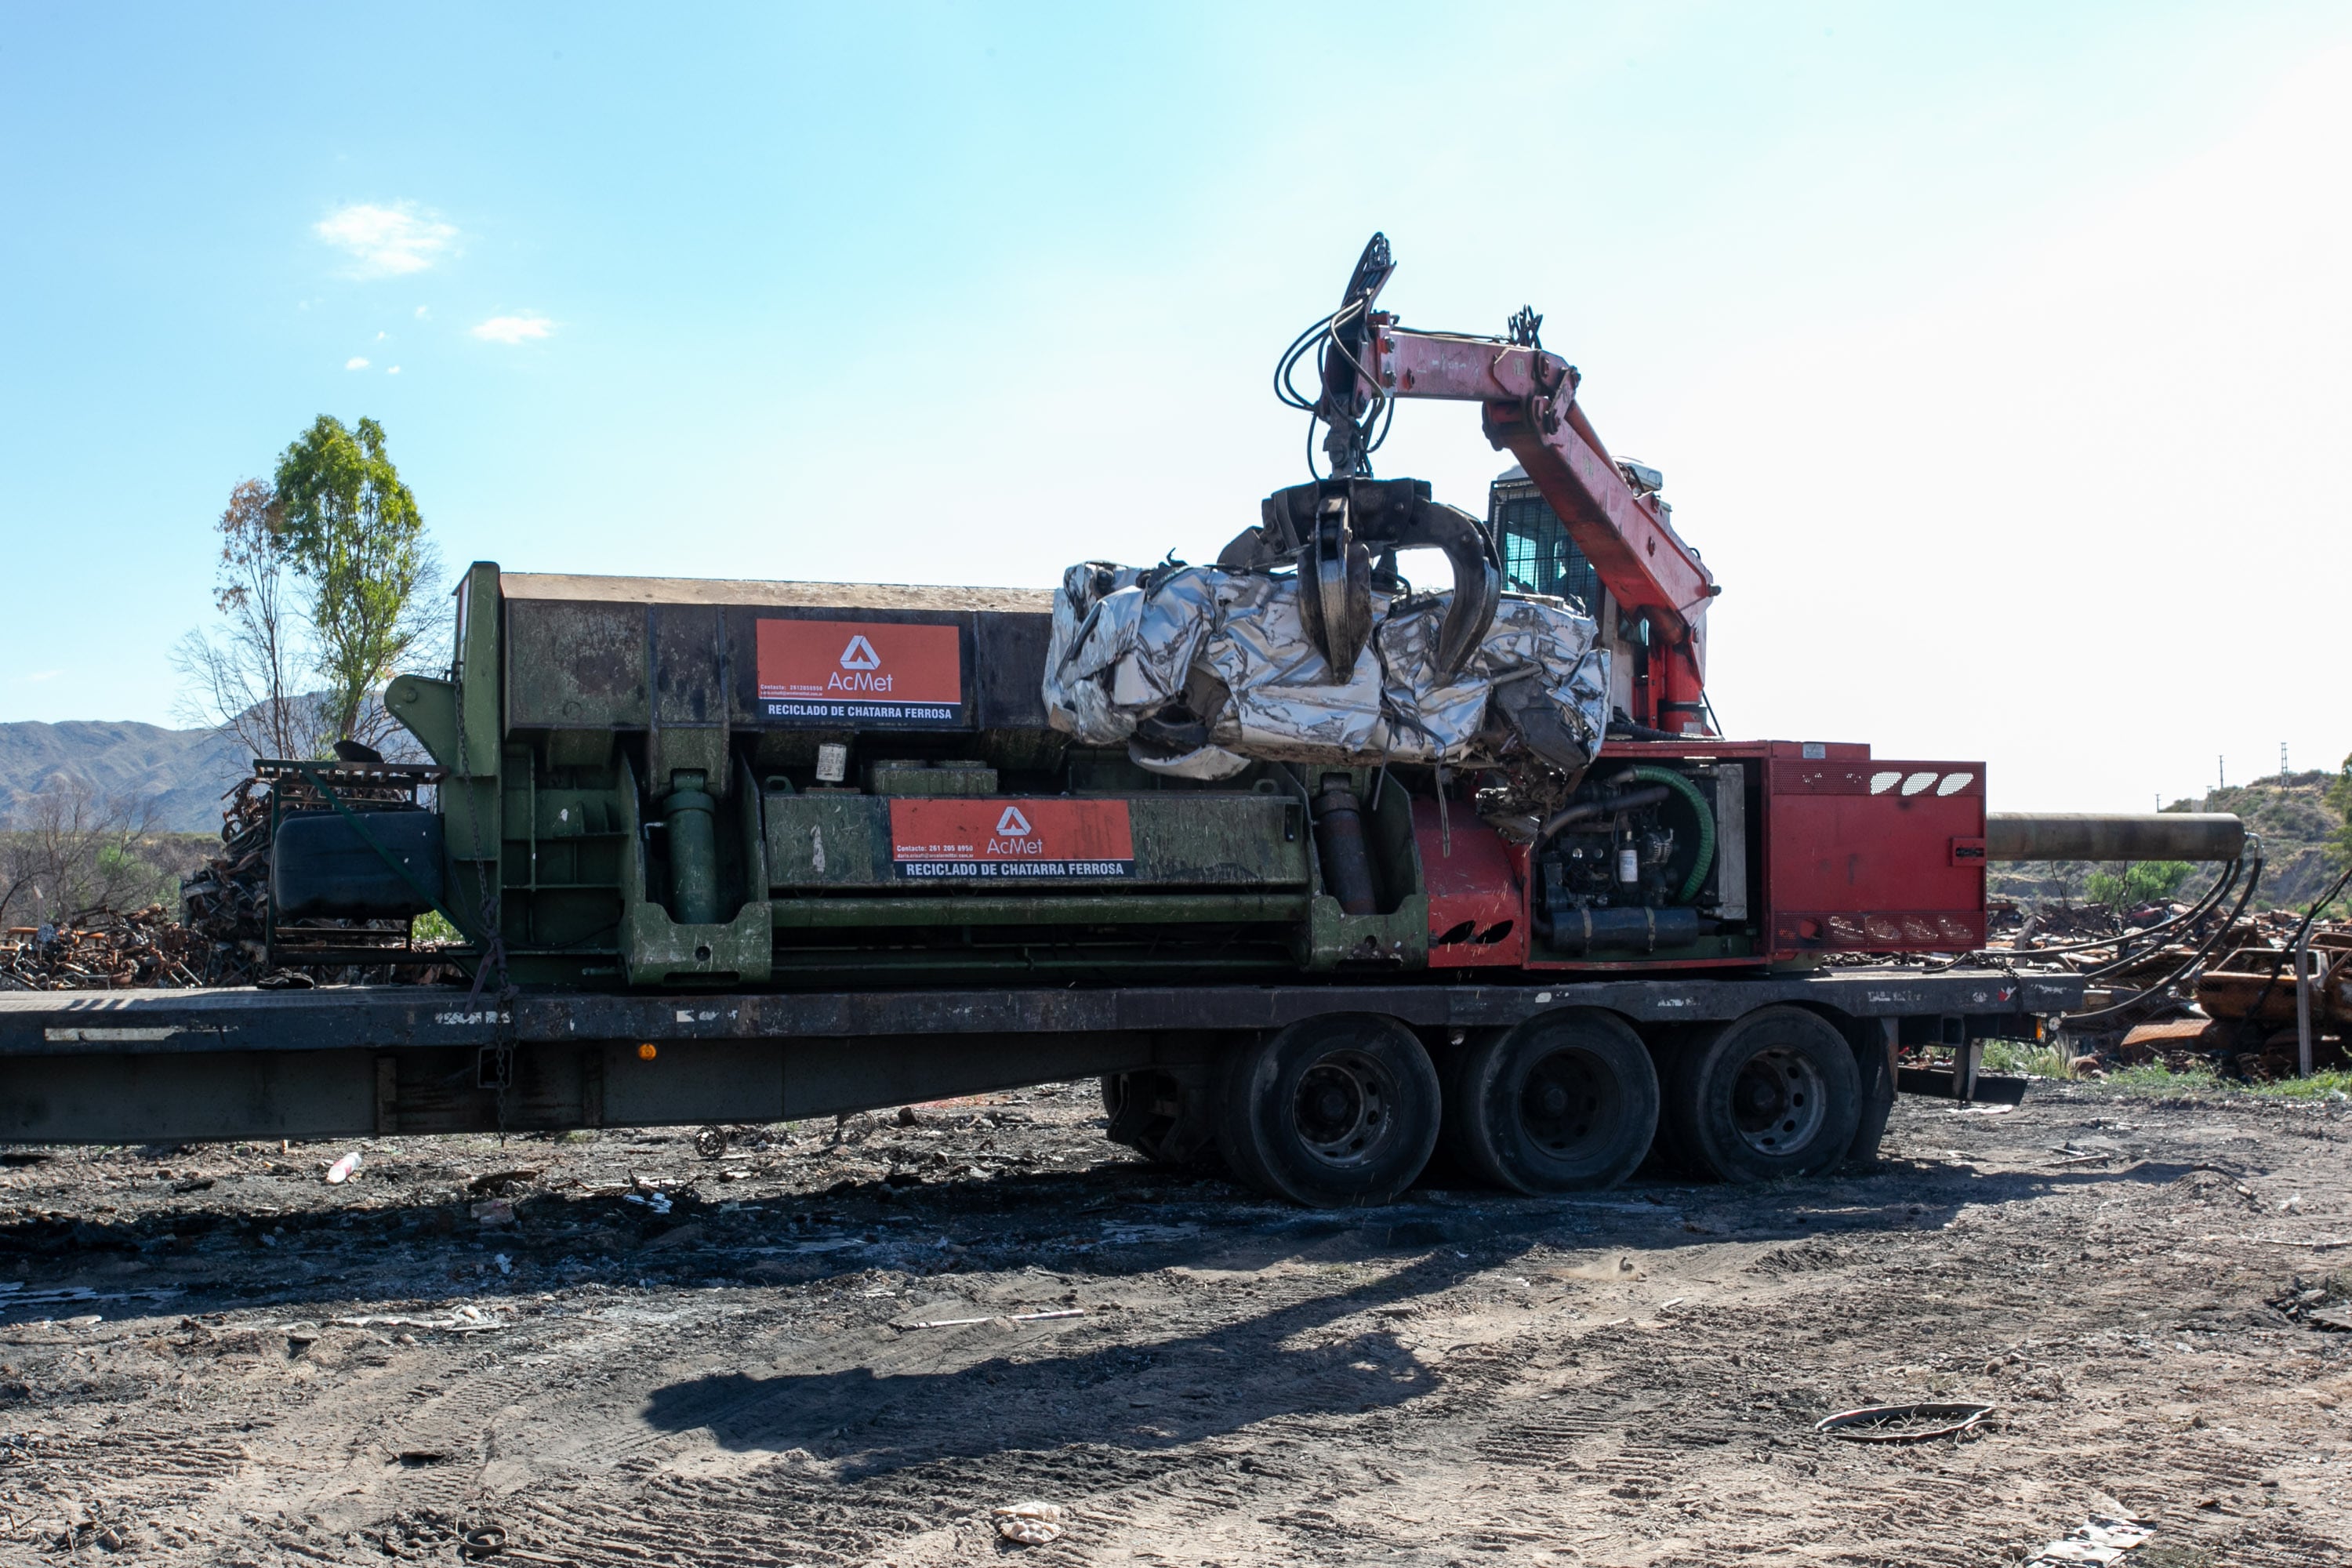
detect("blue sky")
[3,2,2347,809]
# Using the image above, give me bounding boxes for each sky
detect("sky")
[2,2,2348,811]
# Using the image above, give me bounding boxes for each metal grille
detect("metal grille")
[1490,480,1599,613]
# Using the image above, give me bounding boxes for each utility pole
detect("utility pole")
[2281,742,2290,784]
[2218,754,2225,789]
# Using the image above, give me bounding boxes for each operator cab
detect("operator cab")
[1491,463,1602,612]
[1491,463,1650,722]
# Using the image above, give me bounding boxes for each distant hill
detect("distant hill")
[1991,769,2349,916]
[2177,771,2348,912]
[0,720,249,833]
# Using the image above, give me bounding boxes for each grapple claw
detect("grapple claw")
[1398,499,1501,681]
[1298,495,1373,677]
[1239,478,1500,684]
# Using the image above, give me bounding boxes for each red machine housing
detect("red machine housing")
[1417,740,1987,971]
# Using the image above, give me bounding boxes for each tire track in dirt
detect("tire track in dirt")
[3,1087,2347,1563]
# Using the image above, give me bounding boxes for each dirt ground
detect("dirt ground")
[2,1080,2350,1567]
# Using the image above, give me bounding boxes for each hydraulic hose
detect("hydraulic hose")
[2063,838,2265,1031]
[1534,784,1671,848]
[1610,765,1716,906]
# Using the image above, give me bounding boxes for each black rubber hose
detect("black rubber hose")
[2079,858,2244,981]
[1612,765,1717,905]
[2236,856,2352,1025]
[2063,839,2265,1030]
[1936,857,2244,971]
[1534,784,1671,848]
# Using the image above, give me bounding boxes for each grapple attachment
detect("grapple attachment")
[1221,477,1501,683]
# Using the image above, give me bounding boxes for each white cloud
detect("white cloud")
[314,202,457,278]
[387,365,401,376]
[470,312,554,345]
[13,669,62,684]
[414,305,430,320]
[375,330,387,340]
[345,356,370,370]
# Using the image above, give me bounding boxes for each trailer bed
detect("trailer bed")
[0,968,2074,1145]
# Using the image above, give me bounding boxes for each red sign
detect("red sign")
[889,799,1135,880]
[755,619,963,725]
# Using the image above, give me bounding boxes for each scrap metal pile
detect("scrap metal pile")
[176,774,273,985]
[1982,899,2352,1076]
[0,905,205,991]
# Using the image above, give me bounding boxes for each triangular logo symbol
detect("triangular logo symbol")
[838,634,880,670]
[995,806,1033,837]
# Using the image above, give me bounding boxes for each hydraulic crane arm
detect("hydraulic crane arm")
[1290,234,1717,733]
[1369,329,1715,634]
[1369,321,1717,731]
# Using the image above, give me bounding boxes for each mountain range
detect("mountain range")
[0,719,249,833]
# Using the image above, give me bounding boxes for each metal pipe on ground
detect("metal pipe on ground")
[1984,813,2245,862]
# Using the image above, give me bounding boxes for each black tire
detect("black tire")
[1667,1006,1861,1183]
[1446,1009,1657,1195]
[1102,1069,1219,1167]
[1844,1025,1896,1169]
[1214,1014,1440,1207]
[1639,1025,1704,1178]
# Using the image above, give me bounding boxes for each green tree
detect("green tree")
[2084,859,2194,910]
[271,416,444,744]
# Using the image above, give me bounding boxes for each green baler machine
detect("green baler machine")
[355,564,1428,989]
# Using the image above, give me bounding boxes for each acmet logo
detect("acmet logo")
[989,804,1042,855]
[829,633,891,692]
[755,618,961,711]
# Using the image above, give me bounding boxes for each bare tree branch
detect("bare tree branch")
[169,478,340,762]
[0,779,169,929]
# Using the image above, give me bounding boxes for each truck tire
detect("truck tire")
[1215,1014,1440,1208]
[1102,1068,1220,1167]
[1446,1009,1656,1195]
[1843,1025,1896,1169]
[1666,1006,1860,1184]
[1639,1025,1703,1178]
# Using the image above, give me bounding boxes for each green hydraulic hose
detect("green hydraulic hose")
[1610,764,1716,905]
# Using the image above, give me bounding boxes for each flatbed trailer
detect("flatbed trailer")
[0,966,2076,1204]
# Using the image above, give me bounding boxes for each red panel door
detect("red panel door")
[1766,758,1986,956]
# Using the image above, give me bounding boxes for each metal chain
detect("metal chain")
[452,672,518,1138]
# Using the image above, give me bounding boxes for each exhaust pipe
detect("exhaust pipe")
[1984,813,2245,862]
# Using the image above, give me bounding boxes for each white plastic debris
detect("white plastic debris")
[623,1192,673,1216]
[332,1305,509,1334]
[325,1151,363,1185]
[2026,1516,2152,1565]
[993,1501,1065,1544]
[494,1253,513,1276]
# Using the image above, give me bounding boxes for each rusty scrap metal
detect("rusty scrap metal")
[0,905,206,992]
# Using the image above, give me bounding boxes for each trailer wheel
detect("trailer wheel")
[1216,1015,1439,1207]
[1668,1007,1860,1183]
[1446,1010,1656,1194]
[1102,1069,1220,1167]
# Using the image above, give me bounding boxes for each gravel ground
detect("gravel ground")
[2,1081,2349,1566]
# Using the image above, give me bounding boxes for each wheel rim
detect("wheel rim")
[1517,1047,1607,1155]
[1729,1046,1826,1156]
[1290,1050,1396,1167]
